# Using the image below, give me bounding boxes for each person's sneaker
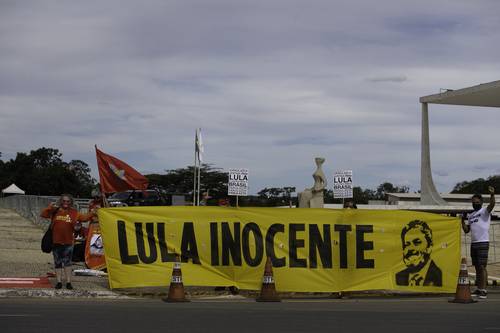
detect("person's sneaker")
[479,290,487,299]
[471,289,481,297]
[66,283,73,290]
[55,282,62,289]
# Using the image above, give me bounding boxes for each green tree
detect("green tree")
[0,147,95,196]
[68,160,95,193]
[324,186,377,204]
[375,182,409,200]
[31,147,63,168]
[452,175,500,194]
[0,152,4,180]
[354,187,377,204]
[146,164,228,202]
[258,187,285,199]
[256,186,296,206]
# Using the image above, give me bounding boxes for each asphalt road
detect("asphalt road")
[1,297,499,333]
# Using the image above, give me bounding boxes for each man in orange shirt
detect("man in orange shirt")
[41,194,94,290]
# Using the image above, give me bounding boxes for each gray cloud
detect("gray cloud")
[367,76,407,83]
[434,170,449,177]
[1,0,500,194]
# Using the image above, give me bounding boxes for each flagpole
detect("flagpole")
[100,184,110,208]
[95,145,109,208]
[193,129,198,206]
[197,163,201,206]
[197,128,201,206]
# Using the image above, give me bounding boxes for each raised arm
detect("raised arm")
[40,203,58,218]
[487,186,495,214]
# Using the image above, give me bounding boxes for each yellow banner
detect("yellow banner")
[98,207,460,292]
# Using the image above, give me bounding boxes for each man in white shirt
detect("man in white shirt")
[461,186,495,299]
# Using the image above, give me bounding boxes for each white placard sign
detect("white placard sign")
[333,170,353,198]
[228,168,249,196]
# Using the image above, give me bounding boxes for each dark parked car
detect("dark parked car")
[107,190,168,207]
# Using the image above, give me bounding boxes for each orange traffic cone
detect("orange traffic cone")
[256,257,281,302]
[449,257,476,304]
[163,256,189,303]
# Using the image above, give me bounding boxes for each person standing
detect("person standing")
[84,189,107,270]
[88,189,104,212]
[461,186,495,299]
[86,189,104,228]
[40,194,94,290]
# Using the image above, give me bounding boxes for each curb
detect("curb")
[0,289,129,299]
[195,294,249,301]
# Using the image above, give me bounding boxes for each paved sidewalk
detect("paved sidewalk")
[0,208,117,297]
[0,209,53,277]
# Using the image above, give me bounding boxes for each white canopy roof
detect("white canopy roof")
[420,80,500,107]
[2,183,25,194]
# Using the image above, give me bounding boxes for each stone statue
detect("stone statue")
[298,157,326,208]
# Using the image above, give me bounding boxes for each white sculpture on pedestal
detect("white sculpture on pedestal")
[298,157,326,208]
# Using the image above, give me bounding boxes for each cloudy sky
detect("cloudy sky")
[1,0,500,194]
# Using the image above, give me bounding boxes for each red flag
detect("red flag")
[95,146,149,193]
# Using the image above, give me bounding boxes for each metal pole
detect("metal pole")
[100,184,110,208]
[236,195,239,208]
[465,229,469,265]
[492,223,497,264]
[193,129,198,206]
[197,161,201,207]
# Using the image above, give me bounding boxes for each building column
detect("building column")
[420,102,447,205]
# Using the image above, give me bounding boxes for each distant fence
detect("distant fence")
[0,195,90,228]
[462,222,500,265]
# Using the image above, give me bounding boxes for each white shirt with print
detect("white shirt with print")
[466,207,491,243]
